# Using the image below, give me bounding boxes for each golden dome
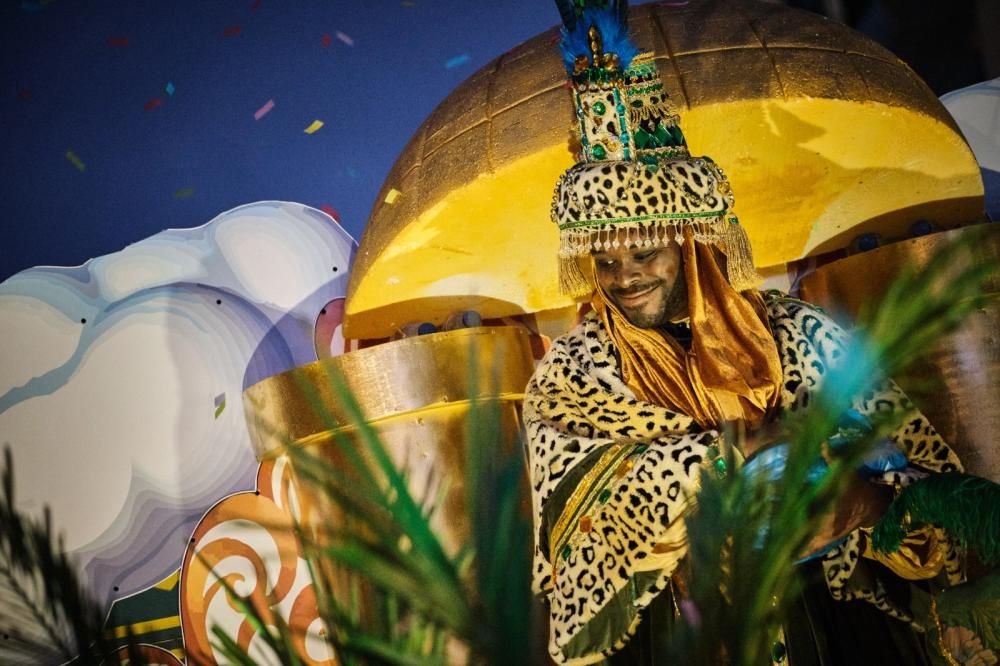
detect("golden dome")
[345,0,983,339]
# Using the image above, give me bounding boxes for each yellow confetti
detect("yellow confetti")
[303,119,324,134]
[65,150,86,172]
[384,188,401,204]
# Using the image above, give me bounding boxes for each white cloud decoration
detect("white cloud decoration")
[0,201,356,605]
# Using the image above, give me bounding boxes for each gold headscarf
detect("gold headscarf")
[591,232,782,430]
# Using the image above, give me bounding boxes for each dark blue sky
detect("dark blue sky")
[0,0,593,281]
[1,1,987,282]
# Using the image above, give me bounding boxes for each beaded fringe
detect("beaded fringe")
[557,218,763,297]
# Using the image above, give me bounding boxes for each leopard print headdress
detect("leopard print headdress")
[553,4,762,297]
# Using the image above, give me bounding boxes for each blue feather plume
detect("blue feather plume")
[559,5,639,74]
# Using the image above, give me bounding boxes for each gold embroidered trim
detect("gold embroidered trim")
[550,442,636,570]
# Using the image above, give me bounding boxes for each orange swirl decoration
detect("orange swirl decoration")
[179,456,336,665]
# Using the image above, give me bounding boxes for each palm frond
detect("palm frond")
[0,446,118,666]
[667,227,994,665]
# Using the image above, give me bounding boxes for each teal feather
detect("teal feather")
[557,2,637,74]
[871,472,1000,565]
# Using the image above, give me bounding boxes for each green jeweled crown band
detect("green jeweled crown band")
[558,208,727,231]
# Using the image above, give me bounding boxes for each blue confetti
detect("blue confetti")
[165,81,175,95]
[445,53,470,69]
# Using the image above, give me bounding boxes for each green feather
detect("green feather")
[872,473,1000,564]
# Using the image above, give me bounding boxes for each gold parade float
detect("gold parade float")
[342,0,983,340]
[242,0,994,611]
[801,225,1000,482]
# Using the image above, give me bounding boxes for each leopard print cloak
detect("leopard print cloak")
[523,293,964,664]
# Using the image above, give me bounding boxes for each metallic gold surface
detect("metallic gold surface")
[242,325,536,556]
[345,0,983,339]
[243,325,535,457]
[800,226,1000,482]
[299,401,525,556]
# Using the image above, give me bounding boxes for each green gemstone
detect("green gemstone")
[771,641,787,663]
[561,545,572,561]
[598,488,612,504]
[713,457,728,479]
[591,144,606,160]
[592,101,606,115]
[653,124,671,146]
[634,128,651,150]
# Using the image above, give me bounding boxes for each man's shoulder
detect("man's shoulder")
[532,311,611,381]
[547,310,603,350]
[761,290,834,324]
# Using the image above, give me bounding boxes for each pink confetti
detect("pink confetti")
[223,24,242,38]
[143,97,163,111]
[335,31,353,46]
[106,36,130,48]
[254,99,274,120]
[320,205,341,221]
[321,33,332,48]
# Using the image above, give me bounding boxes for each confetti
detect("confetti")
[321,33,332,48]
[143,97,163,111]
[254,99,274,120]
[165,82,175,96]
[384,188,401,204]
[65,150,86,172]
[223,24,242,38]
[214,393,226,419]
[173,187,194,199]
[106,36,130,48]
[320,205,340,221]
[304,119,324,134]
[335,31,354,46]
[17,89,32,101]
[445,53,470,69]
[251,0,261,8]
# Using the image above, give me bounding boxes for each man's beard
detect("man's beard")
[612,277,687,329]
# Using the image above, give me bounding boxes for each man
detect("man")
[524,7,965,663]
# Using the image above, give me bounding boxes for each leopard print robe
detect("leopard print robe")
[524,293,964,664]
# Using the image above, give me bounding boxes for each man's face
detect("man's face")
[593,243,686,328]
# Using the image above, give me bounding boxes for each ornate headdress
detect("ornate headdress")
[552,0,762,297]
